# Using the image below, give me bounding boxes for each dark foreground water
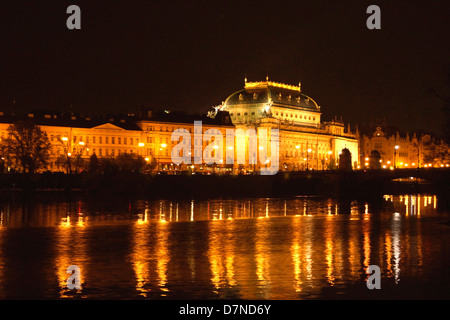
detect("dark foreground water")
[0,193,449,299]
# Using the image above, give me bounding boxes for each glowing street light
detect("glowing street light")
[394,145,400,169]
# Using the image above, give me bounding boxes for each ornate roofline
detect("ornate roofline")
[244,80,301,92]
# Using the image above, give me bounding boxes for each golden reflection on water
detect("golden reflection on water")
[0,210,4,298]
[255,217,270,296]
[0,194,440,299]
[208,219,237,292]
[155,219,170,294]
[131,207,170,297]
[55,206,88,298]
[131,208,151,297]
[129,194,434,298]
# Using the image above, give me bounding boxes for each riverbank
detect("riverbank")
[0,171,448,205]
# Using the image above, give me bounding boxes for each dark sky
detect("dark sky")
[1,0,449,135]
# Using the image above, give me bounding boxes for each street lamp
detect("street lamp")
[306,148,312,171]
[58,136,72,174]
[394,145,399,169]
[158,143,167,171]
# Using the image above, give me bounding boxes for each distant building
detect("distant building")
[360,126,450,169]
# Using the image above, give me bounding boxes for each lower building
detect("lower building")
[360,126,450,169]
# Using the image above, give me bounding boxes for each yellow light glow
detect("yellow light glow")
[61,137,68,141]
[245,80,301,92]
[138,142,145,147]
[161,143,167,148]
[78,141,85,146]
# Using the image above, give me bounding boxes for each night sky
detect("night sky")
[1,0,449,135]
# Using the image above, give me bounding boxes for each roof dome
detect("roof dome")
[223,80,320,112]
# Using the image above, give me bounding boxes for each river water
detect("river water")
[0,193,449,299]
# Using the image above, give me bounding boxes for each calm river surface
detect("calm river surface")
[0,193,449,299]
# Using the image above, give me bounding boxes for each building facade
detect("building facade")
[0,80,361,173]
[360,126,450,169]
[216,79,360,171]
[0,111,234,173]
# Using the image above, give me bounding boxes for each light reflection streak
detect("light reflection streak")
[0,211,4,298]
[131,211,151,297]
[55,209,88,298]
[155,220,170,294]
[363,219,371,270]
[255,218,270,296]
[208,220,236,292]
[324,215,335,286]
[391,212,402,284]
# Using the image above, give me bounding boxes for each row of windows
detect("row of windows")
[52,148,138,157]
[50,135,140,145]
[229,111,316,121]
[146,125,225,134]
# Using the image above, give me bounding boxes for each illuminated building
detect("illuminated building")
[0,110,233,173]
[212,79,359,171]
[360,126,450,169]
[0,79,360,173]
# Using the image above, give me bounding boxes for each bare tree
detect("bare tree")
[0,120,52,173]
